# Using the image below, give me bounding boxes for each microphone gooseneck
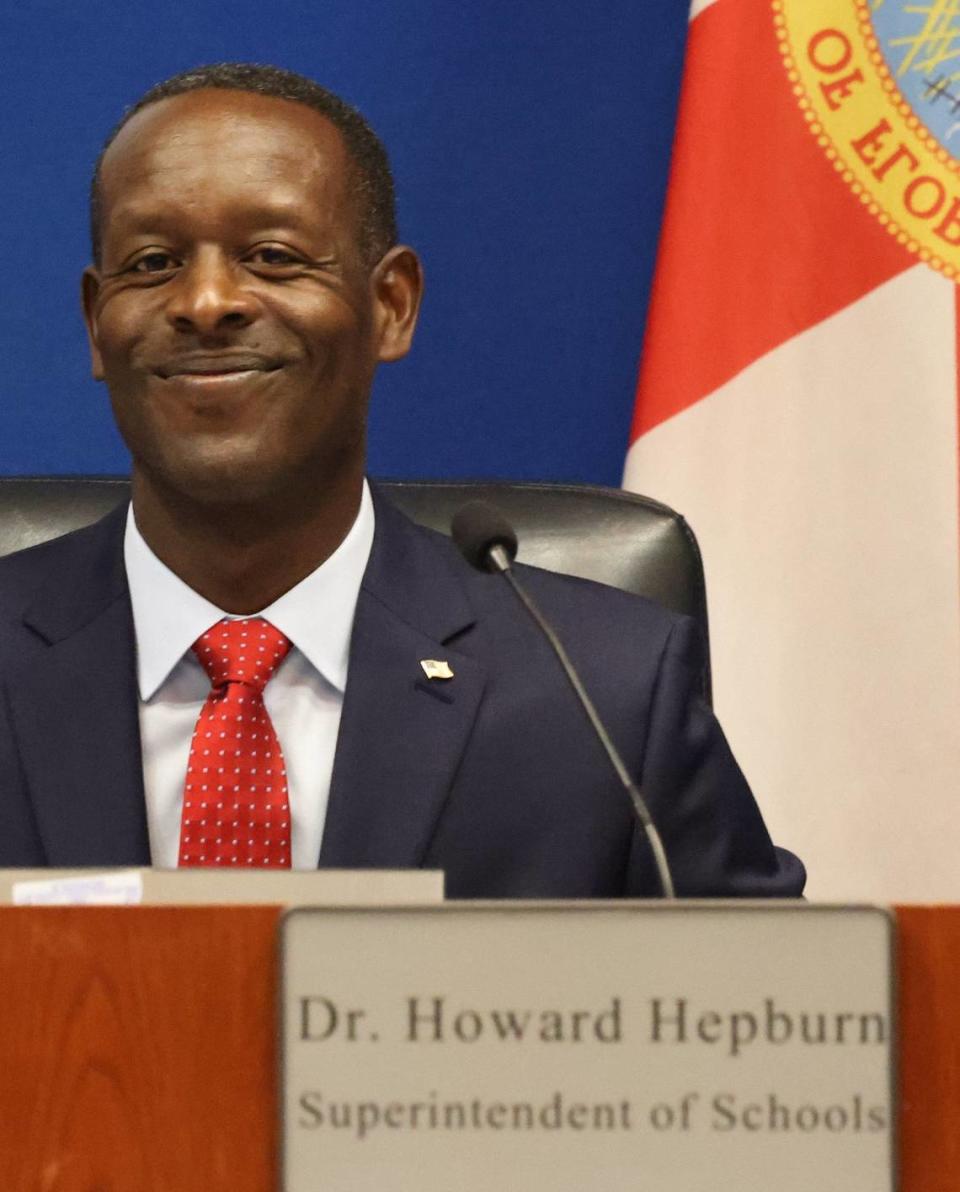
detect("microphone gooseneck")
[450,500,676,899]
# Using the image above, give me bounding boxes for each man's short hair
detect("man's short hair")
[90,62,398,269]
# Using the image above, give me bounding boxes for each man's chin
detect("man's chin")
[137,440,293,509]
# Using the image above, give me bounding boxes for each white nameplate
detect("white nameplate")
[281,903,894,1192]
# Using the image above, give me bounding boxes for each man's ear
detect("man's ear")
[81,267,105,381]
[372,246,424,363]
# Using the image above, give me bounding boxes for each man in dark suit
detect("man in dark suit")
[0,64,804,896]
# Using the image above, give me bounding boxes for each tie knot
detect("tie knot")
[192,617,291,694]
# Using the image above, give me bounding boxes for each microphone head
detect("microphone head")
[451,501,519,572]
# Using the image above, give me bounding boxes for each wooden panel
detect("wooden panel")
[0,907,279,1192]
[1,904,958,1189]
[897,906,960,1192]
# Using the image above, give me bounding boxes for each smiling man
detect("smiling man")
[84,72,420,615]
[0,64,804,896]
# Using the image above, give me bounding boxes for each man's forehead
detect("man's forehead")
[100,88,351,194]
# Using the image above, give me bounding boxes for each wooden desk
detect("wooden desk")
[0,905,955,1190]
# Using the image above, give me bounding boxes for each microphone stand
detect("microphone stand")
[485,540,676,900]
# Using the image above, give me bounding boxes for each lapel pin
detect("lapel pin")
[420,659,454,681]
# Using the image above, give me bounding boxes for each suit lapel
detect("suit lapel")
[320,494,486,868]
[9,493,485,870]
[10,506,150,865]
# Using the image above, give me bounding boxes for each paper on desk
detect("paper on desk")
[12,870,143,905]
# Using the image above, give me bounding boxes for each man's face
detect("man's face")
[83,89,419,508]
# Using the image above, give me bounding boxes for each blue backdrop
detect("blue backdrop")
[1,0,687,485]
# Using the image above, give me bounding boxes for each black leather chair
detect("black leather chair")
[0,477,711,700]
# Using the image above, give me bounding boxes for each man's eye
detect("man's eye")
[249,247,302,267]
[132,252,177,273]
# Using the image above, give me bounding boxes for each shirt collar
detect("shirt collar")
[124,480,375,701]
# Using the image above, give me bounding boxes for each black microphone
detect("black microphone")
[450,500,518,572]
[451,500,676,899]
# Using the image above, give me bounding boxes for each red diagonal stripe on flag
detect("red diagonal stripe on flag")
[632,0,913,440]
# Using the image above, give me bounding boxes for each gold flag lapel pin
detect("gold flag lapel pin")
[420,659,454,681]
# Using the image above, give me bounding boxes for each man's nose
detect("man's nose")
[165,250,259,335]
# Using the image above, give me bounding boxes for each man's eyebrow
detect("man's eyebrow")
[106,198,329,237]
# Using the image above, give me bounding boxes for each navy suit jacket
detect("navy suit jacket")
[0,490,804,897]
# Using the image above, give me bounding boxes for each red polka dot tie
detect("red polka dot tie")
[178,617,293,868]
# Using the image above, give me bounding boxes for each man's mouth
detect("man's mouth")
[155,352,283,379]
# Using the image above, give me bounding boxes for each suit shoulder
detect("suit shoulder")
[516,553,679,631]
[409,512,686,644]
[0,530,76,605]
[0,509,127,633]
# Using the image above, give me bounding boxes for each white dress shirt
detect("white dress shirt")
[123,481,375,868]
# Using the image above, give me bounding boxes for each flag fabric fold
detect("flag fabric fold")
[626,0,960,900]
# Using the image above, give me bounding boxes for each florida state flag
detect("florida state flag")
[625,0,960,899]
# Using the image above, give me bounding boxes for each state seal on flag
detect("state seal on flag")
[774,0,960,279]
